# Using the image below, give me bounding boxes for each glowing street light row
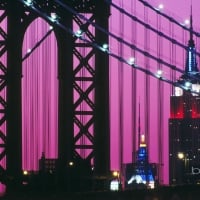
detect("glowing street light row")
[24,0,189,27]
[25,31,199,95]
[24,0,59,22]
[154,3,191,27]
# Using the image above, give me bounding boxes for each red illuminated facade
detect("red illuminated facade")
[170,94,200,119]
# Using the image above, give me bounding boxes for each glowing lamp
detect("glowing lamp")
[101,43,109,52]
[177,152,184,159]
[112,170,119,177]
[128,57,135,65]
[184,19,190,25]
[69,161,74,166]
[185,81,191,88]
[156,69,163,78]
[27,48,31,53]
[25,0,33,6]
[23,170,28,175]
[50,13,58,22]
[75,29,83,37]
[103,43,108,48]
[158,4,164,10]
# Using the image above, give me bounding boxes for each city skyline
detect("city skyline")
[20,0,200,186]
[0,2,199,192]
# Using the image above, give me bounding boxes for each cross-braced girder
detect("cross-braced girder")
[72,13,96,162]
[2,0,110,185]
[0,9,7,180]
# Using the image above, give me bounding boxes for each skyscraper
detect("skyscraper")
[124,134,156,189]
[124,104,157,189]
[169,7,200,185]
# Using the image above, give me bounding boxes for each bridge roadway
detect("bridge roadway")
[1,185,200,200]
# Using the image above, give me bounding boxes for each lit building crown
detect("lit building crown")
[175,6,200,96]
[185,6,198,74]
[140,134,147,147]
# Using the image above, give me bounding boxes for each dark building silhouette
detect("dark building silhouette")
[169,7,200,185]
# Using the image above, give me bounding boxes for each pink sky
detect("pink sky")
[1,0,198,188]
[19,0,200,186]
[109,0,200,185]
[20,0,200,186]
[0,1,199,195]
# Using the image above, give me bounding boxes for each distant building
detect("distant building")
[39,152,58,174]
[169,8,200,185]
[124,134,157,189]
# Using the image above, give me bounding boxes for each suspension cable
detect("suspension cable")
[138,0,200,37]
[17,0,200,95]
[105,0,198,53]
[22,28,53,61]
[53,0,200,82]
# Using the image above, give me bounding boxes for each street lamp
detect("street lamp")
[177,152,184,159]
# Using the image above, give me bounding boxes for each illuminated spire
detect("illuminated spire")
[138,101,146,148]
[188,5,194,47]
[138,102,141,149]
[185,3,198,74]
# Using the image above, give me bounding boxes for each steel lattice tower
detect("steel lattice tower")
[1,0,110,190]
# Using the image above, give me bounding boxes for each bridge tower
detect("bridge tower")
[1,0,110,190]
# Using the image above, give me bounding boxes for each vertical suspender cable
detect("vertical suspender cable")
[170,22,176,94]
[157,13,164,184]
[169,20,176,182]
[182,27,186,71]
[118,0,124,178]
[144,5,150,154]
[131,0,137,162]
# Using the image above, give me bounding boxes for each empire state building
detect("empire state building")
[169,8,200,185]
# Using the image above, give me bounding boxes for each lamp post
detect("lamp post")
[177,152,190,184]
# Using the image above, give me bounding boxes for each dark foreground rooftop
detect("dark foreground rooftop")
[0,185,200,200]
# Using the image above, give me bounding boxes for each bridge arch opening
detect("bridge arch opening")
[22,17,58,171]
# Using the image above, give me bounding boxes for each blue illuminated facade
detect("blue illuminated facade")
[124,135,156,189]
